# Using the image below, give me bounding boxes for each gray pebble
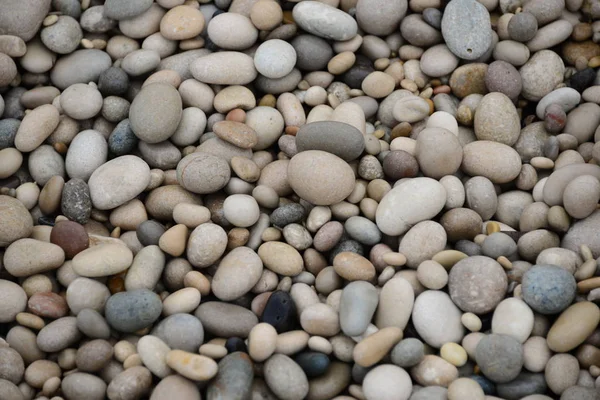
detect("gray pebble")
[295,121,365,162]
[0,0,51,41]
[291,35,333,72]
[496,371,547,400]
[270,203,305,227]
[329,239,364,263]
[345,216,382,246]
[52,0,82,19]
[455,240,483,256]
[76,309,111,340]
[151,313,205,353]
[485,60,522,101]
[391,338,425,368]
[105,289,163,333]
[442,0,493,60]
[108,119,138,157]
[41,15,82,54]
[61,178,92,225]
[0,119,20,150]
[104,0,153,20]
[136,220,165,247]
[475,334,524,383]
[481,232,518,258]
[98,67,130,97]
[507,12,538,42]
[50,49,112,90]
[521,264,576,315]
[422,8,442,29]
[80,6,117,33]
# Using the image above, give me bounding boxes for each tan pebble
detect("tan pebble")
[199,344,227,359]
[250,0,283,30]
[43,15,59,27]
[328,52,356,75]
[4,239,65,277]
[227,227,250,250]
[248,323,278,362]
[107,366,151,399]
[300,303,340,337]
[16,312,45,330]
[114,341,137,363]
[575,259,597,281]
[461,313,482,332]
[581,244,594,261]
[530,157,554,169]
[400,79,418,92]
[416,260,448,290]
[231,156,260,182]
[578,277,600,293]
[261,227,282,242]
[0,148,23,179]
[486,221,501,235]
[39,176,65,215]
[333,252,375,281]
[448,377,485,400]
[258,241,304,276]
[183,271,211,296]
[353,327,403,367]
[166,350,218,381]
[226,109,246,123]
[432,250,468,269]
[81,38,94,49]
[123,353,143,369]
[381,252,407,267]
[411,355,458,387]
[21,275,52,297]
[362,71,395,98]
[308,336,333,354]
[160,6,205,41]
[172,204,211,229]
[24,360,61,389]
[162,287,201,316]
[440,342,468,367]
[42,376,61,397]
[72,243,133,277]
[158,224,188,257]
[275,330,310,355]
[213,121,258,149]
[547,302,600,352]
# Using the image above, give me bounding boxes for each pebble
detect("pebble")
[212,246,263,301]
[546,301,600,352]
[107,366,152,399]
[129,83,182,144]
[520,50,565,101]
[412,290,464,348]
[196,302,258,338]
[4,238,64,277]
[264,354,309,400]
[151,313,204,353]
[206,352,254,400]
[295,121,365,162]
[0,280,27,323]
[476,334,524,383]
[292,1,357,41]
[521,265,577,314]
[462,140,522,184]
[261,290,297,333]
[339,281,378,337]
[105,289,163,333]
[288,150,355,206]
[442,0,493,60]
[363,364,412,400]
[474,92,521,145]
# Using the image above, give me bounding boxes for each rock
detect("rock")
[412,290,464,348]
[161,5,205,40]
[72,243,133,277]
[392,96,430,123]
[474,92,521,145]
[66,278,110,315]
[104,0,153,20]
[564,102,600,144]
[535,88,581,119]
[295,121,365,162]
[442,0,493,60]
[391,338,425,368]
[50,49,112,90]
[261,291,297,333]
[0,195,33,246]
[206,352,254,400]
[152,313,204,353]
[195,302,258,338]
[399,221,447,268]
[270,203,305,227]
[191,52,257,85]
[150,375,200,400]
[0,280,27,322]
[363,364,412,400]
[294,352,330,378]
[166,350,218,381]
[521,265,576,315]
[177,152,231,194]
[292,1,357,41]
[339,281,378,337]
[496,371,547,399]
[375,277,414,330]
[508,11,538,42]
[563,175,600,219]
[4,238,65,277]
[107,366,152,400]
[485,60,522,101]
[546,302,600,352]
[65,130,107,181]
[462,140,522,184]
[543,164,600,207]
[356,0,407,36]
[109,120,138,156]
[61,178,92,224]
[254,39,296,79]
[420,44,460,77]
[345,216,381,246]
[411,355,458,387]
[376,177,446,236]
[0,0,51,41]
[415,127,463,179]
[491,298,534,343]
[264,354,309,400]
[14,104,60,153]
[545,354,579,395]
[213,247,263,301]
[129,83,182,144]
[258,241,304,276]
[213,121,258,150]
[41,15,82,54]
[62,372,107,400]
[28,292,68,319]
[476,334,523,383]
[105,289,163,333]
[333,252,376,281]
[36,316,81,352]
[519,50,565,101]
[287,150,355,206]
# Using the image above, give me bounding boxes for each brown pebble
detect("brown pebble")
[50,221,89,259]
[27,292,68,319]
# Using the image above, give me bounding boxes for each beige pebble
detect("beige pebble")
[381,252,407,267]
[258,241,304,276]
[461,313,482,332]
[440,342,468,367]
[166,350,218,381]
[300,303,340,337]
[72,243,133,277]
[160,6,205,41]
[162,287,201,316]
[547,301,600,352]
[362,71,395,98]
[353,327,403,367]
[333,252,376,281]
[173,204,211,229]
[4,239,65,277]
[275,330,310,355]
[248,323,278,362]
[448,377,485,400]
[158,224,188,257]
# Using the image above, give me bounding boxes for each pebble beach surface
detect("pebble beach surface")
[3,0,600,399]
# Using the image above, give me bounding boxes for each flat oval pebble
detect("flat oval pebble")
[412,290,464,348]
[442,0,493,60]
[264,354,309,400]
[288,150,355,206]
[88,155,150,210]
[105,289,163,333]
[212,246,263,301]
[292,1,358,41]
[129,83,182,144]
[191,52,257,85]
[462,140,522,184]
[546,302,600,353]
[295,121,365,162]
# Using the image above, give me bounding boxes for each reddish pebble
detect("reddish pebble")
[285,126,300,136]
[544,103,567,134]
[28,292,68,319]
[226,108,246,122]
[433,85,451,95]
[50,220,89,258]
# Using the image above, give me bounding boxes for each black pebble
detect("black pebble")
[225,337,247,354]
[569,67,596,93]
[342,55,374,89]
[261,290,297,333]
[98,67,130,97]
[136,220,165,246]
[38,216,55,227]
[295,352,330,378]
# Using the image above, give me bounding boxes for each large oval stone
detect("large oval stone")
[295,121,365,162]
[129,83,182,144]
